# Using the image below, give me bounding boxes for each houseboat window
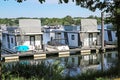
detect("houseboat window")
[51,37,53,41]
[57,33,61,35]
[71,35,75,40]
[2,34,5,37]
[107,30,112,41]
[56,33,61,40]
[97,33,100,35]
[11,38,13,43]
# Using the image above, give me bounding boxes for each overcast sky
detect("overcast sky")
[0,0,101,18]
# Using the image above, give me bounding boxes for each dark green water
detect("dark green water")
[3,51,118,77]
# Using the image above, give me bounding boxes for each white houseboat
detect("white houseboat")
[2,19,43,53]
[43,19,100,49]
[63,19,100,48]
[43,25,69,52]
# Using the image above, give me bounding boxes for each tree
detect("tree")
[63,15,74,25]
[73,18,81,25]
[115,1,120,60]
[88,15,94,18]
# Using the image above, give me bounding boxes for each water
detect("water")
[3,51,118,77]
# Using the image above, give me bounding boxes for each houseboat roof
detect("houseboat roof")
[81,19,98,32]
[43,29,100,33]
[2,31,43,36]
[19,19,42,34]
[2,19,43,35]
[63,30,100,33]
[97,23,113,30]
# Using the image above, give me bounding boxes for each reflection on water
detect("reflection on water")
[4,51,118,77]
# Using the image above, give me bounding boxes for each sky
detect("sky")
[0,0,101,18]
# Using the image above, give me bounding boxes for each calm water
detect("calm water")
[3,51,118,77]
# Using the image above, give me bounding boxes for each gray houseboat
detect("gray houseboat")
[2,19,43,53]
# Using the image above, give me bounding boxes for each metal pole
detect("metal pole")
[101,12,104,51]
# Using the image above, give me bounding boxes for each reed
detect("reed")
[2,61,64,80]
[2,60,120,80]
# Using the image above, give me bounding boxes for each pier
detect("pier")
[1,45,117,62]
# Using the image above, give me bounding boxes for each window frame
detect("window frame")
[11,37,13,44]
[71,35,75,40]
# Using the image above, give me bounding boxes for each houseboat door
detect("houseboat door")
[89,33,93,47]
[30,36,35,46]
[7,34,10,48]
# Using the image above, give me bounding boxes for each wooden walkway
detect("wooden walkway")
[1,45,117,62]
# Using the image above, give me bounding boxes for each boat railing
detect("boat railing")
[46,45,56,49]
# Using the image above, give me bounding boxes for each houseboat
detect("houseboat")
[45,40,69,52]
[43,19,100,49]
[43,25,69,52]
[62,19,100,48]
[2,19,43,53]
[98,24,117,45]
[0,24,7,41]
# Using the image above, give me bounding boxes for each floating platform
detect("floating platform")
[1,45,117,62]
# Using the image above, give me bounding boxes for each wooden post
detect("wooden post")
[100,53,104,72]
[78,56,81,67]
[101,12,105,52]
[100,12,105,72]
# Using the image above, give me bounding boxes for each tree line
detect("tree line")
[0,15,102,26]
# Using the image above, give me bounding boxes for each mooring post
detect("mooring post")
[101,11,105,52]
[100,11,105,72]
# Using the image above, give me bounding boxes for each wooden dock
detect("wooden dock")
[1,45,117,62]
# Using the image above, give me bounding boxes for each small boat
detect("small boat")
[45,40,69,52]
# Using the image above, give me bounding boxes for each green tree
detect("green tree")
[73,17,81,25]
[0,18,18,26]
[63,15,74,25]
[88,15,94,18]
